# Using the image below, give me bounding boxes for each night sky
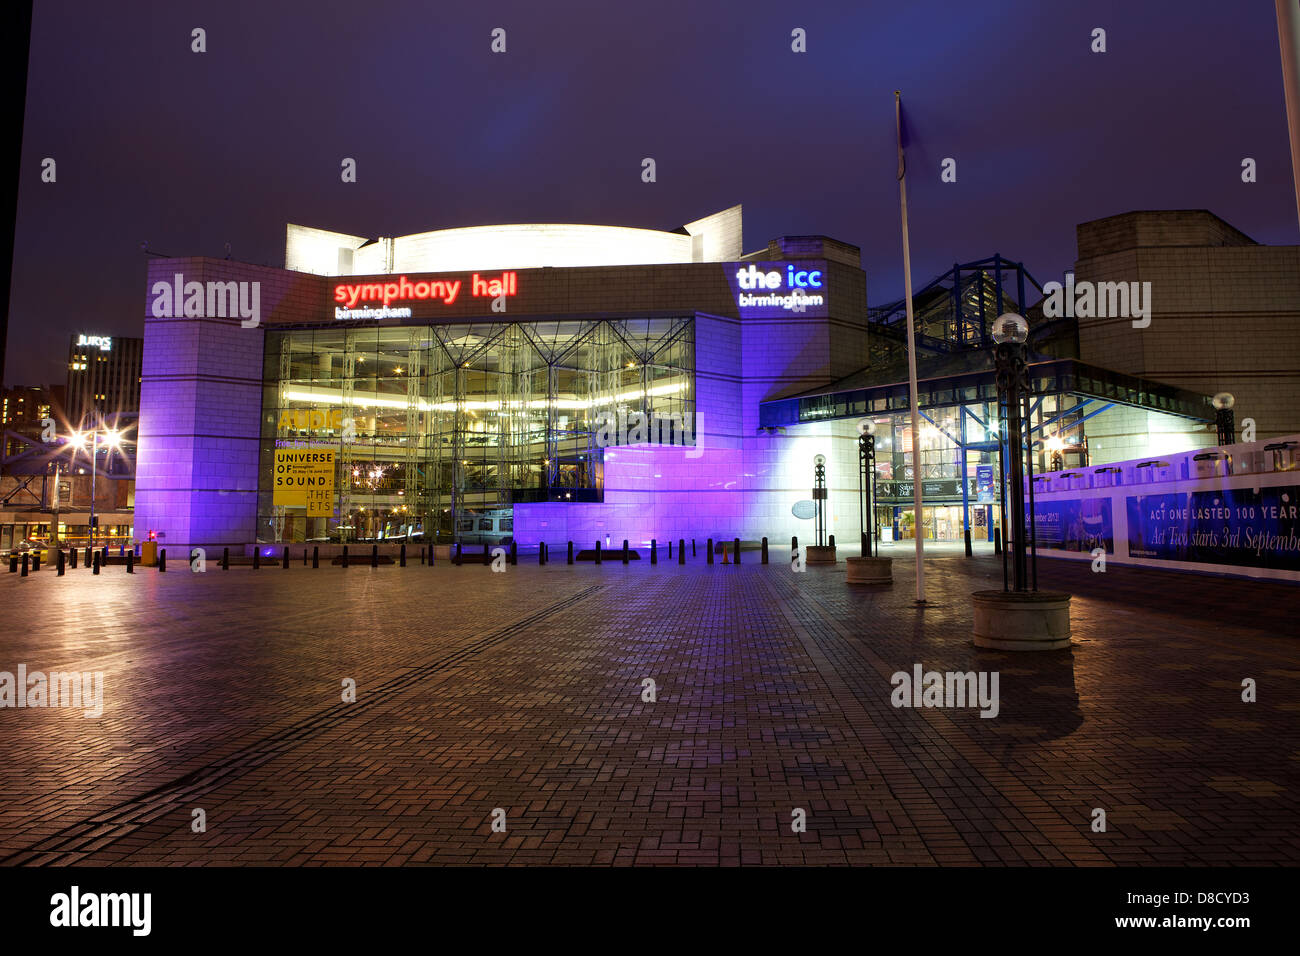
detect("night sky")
[7,0,1296,386]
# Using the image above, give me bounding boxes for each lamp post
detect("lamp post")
[70,425,122,549]
[1046,433,1065,473]
[813,454,827,547]
[970,313,1071,650]
[857,420,876,557]
[1212,392,1235,446]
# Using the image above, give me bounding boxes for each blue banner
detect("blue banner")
[1126,485,1300,570]
[976,465,995,504]
[1029,497,1113,553]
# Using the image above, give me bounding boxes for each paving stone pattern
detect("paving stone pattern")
[0,552,1296,866]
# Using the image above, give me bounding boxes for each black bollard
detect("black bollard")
[595,540,602,565]
[343,545,349,568]
[482,543,490,567]
[312,546,319,569]
[102,547,109,567]
[430,544,436,567]
[85,546,91,568]
[994,527,1002,554]
[510,541,517,566]
[372,544,379,568]
[253,549,260,570]
[126,550,133,573]
[400,544,407,567]
[303,548,308,566]
[420,545,425,565]
[734,537,741,565]
[567,541,574,565]
[223,547,230,570]
[21,553,29,576]
[283,547,290,569]
[707,538,714,565]
[622,539,628,564]
[667,540,672,559]
[791,535,798,554]
[454,543,462,566]
[829,534,836,550]
[692,539,696,557]
[678,538,685,565]
[651,539,657,565]
[69,548,76,569]
[91,552,98,575]
[9,552,17,573]
[539,541,546,566]
[158,548,167,572]
[762,536,769,564]
[964,526,972,557]
[32,552,40,572]
[58,549,66,575]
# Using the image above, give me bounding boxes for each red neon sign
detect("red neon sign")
[332,272,518,308]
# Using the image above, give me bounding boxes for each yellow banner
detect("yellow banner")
[273,448,335,515]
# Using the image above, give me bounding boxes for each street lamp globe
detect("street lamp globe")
[814,454,826,467]
[991,313,1029,345]
[1211,392,1235,410]
[857,419,876,436]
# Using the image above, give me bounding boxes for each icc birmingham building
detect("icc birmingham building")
[134,204,1284,556]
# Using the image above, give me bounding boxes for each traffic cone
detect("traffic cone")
[722,543,730,564]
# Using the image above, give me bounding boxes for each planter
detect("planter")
[804,544,837,565]
[846,555,893,584]
[971,589,1072,651]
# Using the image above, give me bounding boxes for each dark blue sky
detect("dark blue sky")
[8,0,1296,385]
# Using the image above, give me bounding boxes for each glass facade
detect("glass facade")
[257,318,694,544]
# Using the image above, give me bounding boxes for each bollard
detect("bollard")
[667,540,672,559]
[303,548,308,566]
[158,548,167,572]
[651,539,657,565]
[342,545,349,568]
[400,544,407,567]
[678,538,685,565]
[539,541,546,566]
[595,540,602,565]
[829,534,836,550]
[372,544,379,568]
[283,547,290,569]
[21,553,29,576]
[994,528,1002,554]
[9,553,16,573]
[102,547,109,568]
[69,548,77,570]
[58,549,66,575]
[91,552,98,575]
[692,539,696,557]
[253,549,260,570]
[32,552,40,572]
[622,539,628,564]
[313,546,319,569]
[964,526,972,557]
[510,541,517,566]
[734,537,741,565]
[126,550,133,573]
[420,545,425,565]
[85,547,92,568]
[482,543,491,567]
[223,547,230,570]
[455,543,463,566]
[567,541,574,565]
[707,538,714,565]
[430,544,436,567]
[762,536,769,564]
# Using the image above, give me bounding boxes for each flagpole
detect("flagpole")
[1278,0,1300,234]
[895,91,926,604]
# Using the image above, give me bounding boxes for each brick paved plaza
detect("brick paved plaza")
[1,550,1297,866]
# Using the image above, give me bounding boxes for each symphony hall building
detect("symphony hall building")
[134,204,1229,556]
